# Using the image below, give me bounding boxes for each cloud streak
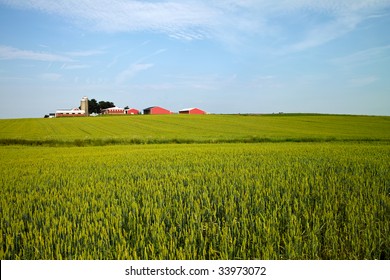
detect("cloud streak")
[0,45,73,62]
[1,0,389,50]
[65,50,106,57]
[116,63,154,84]
[61,63,91,70]
[332,45,390,66]
[0,0,217,40]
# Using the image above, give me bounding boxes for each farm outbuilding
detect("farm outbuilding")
[55,108,86,117]
[179,108,206,115]
[80,96,89,116]
[125,108,140,115]
[143,106,172,115]
[101,107,125,115]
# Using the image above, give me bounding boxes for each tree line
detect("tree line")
[87,99,117,114]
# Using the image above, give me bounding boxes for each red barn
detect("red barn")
[143,106,172,115]
[179,108,206,115]
[101,107,125,115]
[125,108,139,115]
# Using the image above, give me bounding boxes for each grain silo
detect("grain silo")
[80,96,89,116]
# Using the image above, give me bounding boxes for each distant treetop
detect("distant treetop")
[88,99,116,114]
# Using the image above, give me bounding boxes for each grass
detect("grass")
[1,143,389,259]
[0,114,389,146]
[1,114,389,260]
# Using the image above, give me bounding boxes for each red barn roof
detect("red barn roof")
[143,106,172,115]
[179,108,206,114]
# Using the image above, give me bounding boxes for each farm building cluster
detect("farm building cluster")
[46,97,207,118]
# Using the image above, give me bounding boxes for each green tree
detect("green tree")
[88,99,100,114]
[84,99,116,114]
[98,101,115,111]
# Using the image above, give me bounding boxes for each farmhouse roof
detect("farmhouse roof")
[103,106,124,110]
[144,106,159,110]
[56,108,84,113]
[179,108,197,111]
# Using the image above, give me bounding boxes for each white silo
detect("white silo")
[80,96,89,116]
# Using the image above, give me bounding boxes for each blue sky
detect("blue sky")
[0,0,390,118]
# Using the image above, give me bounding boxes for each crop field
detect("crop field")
[0,114,390,145]
[0,115,390,260]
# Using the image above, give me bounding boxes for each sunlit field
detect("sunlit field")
[1,115,389,259]
[0,114,389,145]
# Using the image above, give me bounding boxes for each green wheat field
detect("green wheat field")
[1,114,389,259]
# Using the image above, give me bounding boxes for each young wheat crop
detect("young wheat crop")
[1,143,389,259]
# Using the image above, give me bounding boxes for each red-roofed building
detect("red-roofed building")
[179,108,206,114]
[143,106,172,115]
[55,108,86,117]
[101,106,125,115]
[125,108,140,115]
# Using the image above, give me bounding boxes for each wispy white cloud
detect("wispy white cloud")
[332,45,390,66]
[61,63,91,70]
[65,50,105,57]
[116,63,154,84]
[0,0,216,40]
[107,41,150,68]
[134,48,167,64]
[114,47,167,84]
[267,1,390,53]
[0,45,73,62]
[1,0,389,50]
[278,16,359,54]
